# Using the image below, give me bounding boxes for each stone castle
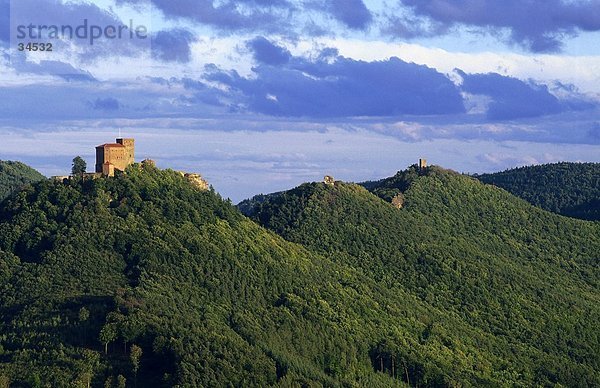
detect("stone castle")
[95,138,135,177]
[52,137,209,191]
[94,137,208,189]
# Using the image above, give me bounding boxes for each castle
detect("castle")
[51,137,208,191]
[95,138,135,177]
[95,137,208,189]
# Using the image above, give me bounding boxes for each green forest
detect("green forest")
[475,162,600,220]
[0,161,45,201]
[0,162,598,386]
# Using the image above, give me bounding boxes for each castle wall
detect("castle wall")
[109,147,128,171]
[95,147,105,173]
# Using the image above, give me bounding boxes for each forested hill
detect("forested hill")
[0,164,402,387]
[475,162,600,220]
[1,164,599,386]
[247,167,600,386]
[0,160,45,201]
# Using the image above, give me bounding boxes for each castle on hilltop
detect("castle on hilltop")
[95,137,208,189]
[52,137,208,191]
[95,138,135,177]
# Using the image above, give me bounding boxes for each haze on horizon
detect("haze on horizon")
[0,0,599,201]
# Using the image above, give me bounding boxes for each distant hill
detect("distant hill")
[475,162,600,220]
[247,167,600,386]
[0,160,45,201]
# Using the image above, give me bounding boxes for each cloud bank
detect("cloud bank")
[395,0,600,52]
[204,41,466,117]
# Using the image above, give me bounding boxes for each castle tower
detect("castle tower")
[116,138,135,166]
[95,138,135,176]
[419,158,427,170]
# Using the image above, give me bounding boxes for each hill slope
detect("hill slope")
[247,166,600,386]
[1,164,599,386]
[475,162,600,220]
[0,160,45,201]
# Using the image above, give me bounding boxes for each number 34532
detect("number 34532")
[17,43,53,52]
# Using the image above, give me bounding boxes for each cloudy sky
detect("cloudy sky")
[1,0,599,201]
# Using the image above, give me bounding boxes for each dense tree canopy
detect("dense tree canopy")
[475,162,600,220]
[247,166,600,386]
[0,165,403,386]
[0,162,598,386]
[0,160,45,201]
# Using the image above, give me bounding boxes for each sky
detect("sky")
[0,0,599,201]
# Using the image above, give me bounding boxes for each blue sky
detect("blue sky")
[1,0,599,201]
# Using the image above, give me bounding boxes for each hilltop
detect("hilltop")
[0,160,45,201]
[475,162,600,220]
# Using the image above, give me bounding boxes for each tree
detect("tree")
[72,156,87,176]
[117,375,126,388]
[130,344,142,386]
[0,375,10,388]
[99,324,117,354]
[79,307,90,341]
[79,349,100,388]
[79,306,90,322]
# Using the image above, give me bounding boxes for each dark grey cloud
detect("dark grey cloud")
[301,0,372,32]
[550,81,597,111]
[118,0,374,36]
[0,0,8,43]
[11,58,97,82]
[459,71,561,120]
[196,42,597,122]
[236,0,292,6]
[0,81,189,120]
[383,12,448,39]
[395,0,600,52]
[119,0,293,33]
[457,70,596,120]
[152,29,196,63]
[181,75,230,107]
[328,0,372,30]
[92,97,120,111]
[247,36,291,65]
[8,0,150,62]
[202,45,466,117]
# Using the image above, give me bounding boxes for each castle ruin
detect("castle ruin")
[391,193,405,209]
